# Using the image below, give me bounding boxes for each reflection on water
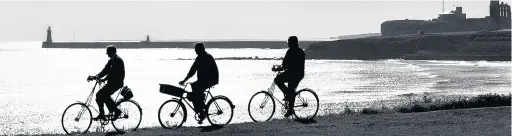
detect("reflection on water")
[0,45,510,135]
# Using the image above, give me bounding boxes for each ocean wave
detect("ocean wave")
[336,60,365,62]
[436,79,452,84]
[384,59,405,62]
[425,60,511,67]
[416,72,438,79]
[473,61,512,67]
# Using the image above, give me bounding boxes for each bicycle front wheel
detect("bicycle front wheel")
[61,103,92,135]
[158,99,187,129]
[248,91,275,122]
[206,96,234,126]
[293,88,319,120]
[112,100,143,132]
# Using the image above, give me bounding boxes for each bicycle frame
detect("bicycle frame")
[248,67,318,122]
[172,83,221,116]
[263,71,308,108]
[78,80,123,118]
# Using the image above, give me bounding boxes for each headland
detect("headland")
[306,0,511,61]
[381,0,510,36]
[305,29,511,61]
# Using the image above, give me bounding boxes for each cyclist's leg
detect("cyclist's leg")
[190,82,207,115]
[274,72,290,99]
[286,82,298,109]
[104,83,123,116]
[95,84,113,119]
[284,72,304,116]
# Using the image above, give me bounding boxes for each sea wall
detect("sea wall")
[42,41,320,49]
[305,30,511,61]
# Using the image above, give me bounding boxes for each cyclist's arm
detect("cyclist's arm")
[97,59,112,78]
[281,49,291,70]
[182,57,199,81]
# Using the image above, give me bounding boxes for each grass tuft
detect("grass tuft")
[347,93,511,114]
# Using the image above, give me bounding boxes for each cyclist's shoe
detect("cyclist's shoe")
[93,114,106,121]
[111,109,122,121]
[197,113,206,124]
[284,110,294,118]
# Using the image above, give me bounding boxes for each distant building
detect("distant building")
[436,7,466,22]
[490,1,511,24]
[381,0,511,36]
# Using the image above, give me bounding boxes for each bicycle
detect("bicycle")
[158,82,235,128]
[61,76,142,135]
[248,65,319,122]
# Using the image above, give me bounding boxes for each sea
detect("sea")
[0,42,510,135]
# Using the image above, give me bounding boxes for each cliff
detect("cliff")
[305,30,511,61]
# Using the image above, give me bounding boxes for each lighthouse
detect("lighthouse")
[46,26,52,43]
[42,26,53,48]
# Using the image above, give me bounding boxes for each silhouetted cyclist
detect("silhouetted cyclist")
[179,43,219,124]
[272,36,305,117]
[88,45,125,121]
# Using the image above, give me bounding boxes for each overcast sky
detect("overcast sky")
[0,0,498,41]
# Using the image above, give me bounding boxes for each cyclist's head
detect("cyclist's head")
[287,36,299,48]
[106,45,117,58]
[194,42,206,55]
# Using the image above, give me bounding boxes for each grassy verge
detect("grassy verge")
[75,106,510,136]
[47,93,510,136]
[351,93,511,114]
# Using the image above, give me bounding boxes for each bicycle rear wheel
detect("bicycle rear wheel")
[61,103,92,135]
[293,88,319,120]
[248,91,276,122]
[206,96,234,126]
[158,99,187,128]
[112,100,143,132]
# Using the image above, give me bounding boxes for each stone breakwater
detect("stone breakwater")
[42,41,320,49]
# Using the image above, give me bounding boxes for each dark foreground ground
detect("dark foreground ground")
[64,106,511,136]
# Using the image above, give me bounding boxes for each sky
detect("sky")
[0,0,502,41]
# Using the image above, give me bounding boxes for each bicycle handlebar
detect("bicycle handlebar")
[179,82,192,87]
[87,75,105,83]
[271,65,285,73]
